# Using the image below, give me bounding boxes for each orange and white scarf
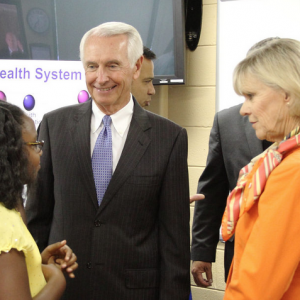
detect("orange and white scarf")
[221,127,300,241]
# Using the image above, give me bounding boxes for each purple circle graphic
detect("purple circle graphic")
[23,95,35,111]
[0,91,6,101]
[78,90,89,103]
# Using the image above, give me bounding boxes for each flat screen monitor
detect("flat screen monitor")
[0,0,186,85]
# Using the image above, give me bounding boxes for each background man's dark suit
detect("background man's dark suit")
[191,103,272,280]
[0,46,27,59]
[26,97,190,300]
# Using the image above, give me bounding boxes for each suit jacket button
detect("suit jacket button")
[86,262,92,269]
[94,220,101,227]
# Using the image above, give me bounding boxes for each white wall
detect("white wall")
[217,0,300,111]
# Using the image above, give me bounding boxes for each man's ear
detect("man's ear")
[133,55,144,80]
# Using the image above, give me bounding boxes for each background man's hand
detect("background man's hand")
[190,194,205,203]
[191,261,213,287]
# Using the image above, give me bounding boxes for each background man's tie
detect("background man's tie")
[92,115,112,206]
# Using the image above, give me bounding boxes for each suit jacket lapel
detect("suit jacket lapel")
[243,116,264,157]
[97,99,152,215]
[71,100,98,210]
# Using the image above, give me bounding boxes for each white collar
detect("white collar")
[91,95,134,137]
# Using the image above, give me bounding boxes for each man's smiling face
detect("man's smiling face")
[83,34,141,114]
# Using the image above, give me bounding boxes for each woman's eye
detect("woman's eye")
[245,93,253,100]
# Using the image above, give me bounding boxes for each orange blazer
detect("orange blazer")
[224,147,300,300]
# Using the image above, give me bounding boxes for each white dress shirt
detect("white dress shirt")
[90,96,134,173]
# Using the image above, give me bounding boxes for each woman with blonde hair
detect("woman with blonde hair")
[222,38,300,299]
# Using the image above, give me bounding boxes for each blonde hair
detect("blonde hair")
[233,38,300,116]
[79,22,143,68]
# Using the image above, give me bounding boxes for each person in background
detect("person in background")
[131,46,156,107]
[0,101,78,299]
[191,104,272,287]
[0,32,27,59]
[26,22,190,300]
[222,37,300,299]
[190,38,276,287]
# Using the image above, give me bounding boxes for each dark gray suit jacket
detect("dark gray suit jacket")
[26,98,190,300]
[191,104,270,280]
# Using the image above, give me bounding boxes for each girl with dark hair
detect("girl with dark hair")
[0,101,78,299]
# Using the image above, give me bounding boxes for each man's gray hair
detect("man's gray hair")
[79,22,143,68]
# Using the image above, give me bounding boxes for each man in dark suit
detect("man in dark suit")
[191,104,272,287]
[26,22,190,300]
[132,46,156,108]
[0,32,27,59]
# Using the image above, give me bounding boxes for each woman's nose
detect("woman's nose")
[240,100,251,116]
